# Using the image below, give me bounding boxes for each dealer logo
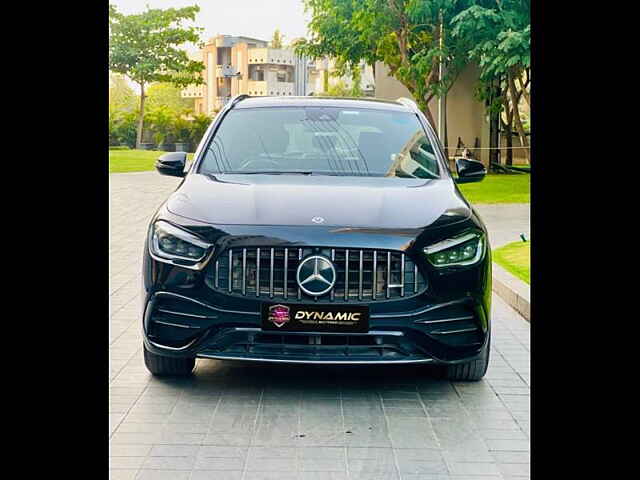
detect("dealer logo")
[268,304,291,328]
[296,255,336,296]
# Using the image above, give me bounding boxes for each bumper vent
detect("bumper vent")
[205,247,427,302]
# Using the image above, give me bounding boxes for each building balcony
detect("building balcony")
[247,80,295,97]
[181,85,204,98]
[248,48,296,66]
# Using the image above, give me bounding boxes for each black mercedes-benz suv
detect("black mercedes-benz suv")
[142,95,491,380]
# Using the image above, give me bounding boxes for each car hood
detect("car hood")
[166,173,471,229]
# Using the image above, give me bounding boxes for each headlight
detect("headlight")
[424,232,484,267]
[149,221,214,267]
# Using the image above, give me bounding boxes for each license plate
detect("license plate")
[261,303,369,333]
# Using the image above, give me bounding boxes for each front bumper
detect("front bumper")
[142,289,490,365]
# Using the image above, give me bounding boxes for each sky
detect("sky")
[109,0,311,49]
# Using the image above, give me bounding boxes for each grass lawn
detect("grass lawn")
[109,150,530,206]
[458,173,530,204]
[493,241,530,284]
[109,149,194,173]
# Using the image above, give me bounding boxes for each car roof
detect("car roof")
[233,96,414,113]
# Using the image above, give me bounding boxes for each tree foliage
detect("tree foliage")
[271,29,285,49]
[146,82,194,112]
[109,73,137,113]
[109,4,205,147]
[297,0,530,157]
[451,0,530,162]
[318,65,364,97]
[296,0,476,127]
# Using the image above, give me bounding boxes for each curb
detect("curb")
[492,262,530,322]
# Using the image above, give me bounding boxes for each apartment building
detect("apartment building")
[182,34,313,116]
[182,34,378,116]
[308,58,375,96]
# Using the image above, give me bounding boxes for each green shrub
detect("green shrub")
[145,105,175,146]
[109,110,138,148]
[188,113,212,149]
[109,105,213,151]
[172,115,191,143]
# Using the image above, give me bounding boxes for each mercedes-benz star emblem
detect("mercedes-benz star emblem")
[296,255,336,296]
[311,216,325,224]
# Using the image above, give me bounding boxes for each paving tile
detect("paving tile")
[109,173,530,480]
[135,471,191,480]
[447,461,502,475]
[110,456,146,470]
[189,472,243,480]
[141,455,197,470]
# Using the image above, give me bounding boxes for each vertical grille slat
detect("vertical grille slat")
[284,248,289,300]
[242,248,247,295]
[269,248,274,298]
[386,252,391,299]
[228,249,233,293]
[256,247,261,297]
[210,246,426,302]
[400,253,405,297]
[358,250,364,301]
[345,249,349,301]
[372,251,377,300]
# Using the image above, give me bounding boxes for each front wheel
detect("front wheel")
[441,336,490,381]
[143,344,195,376]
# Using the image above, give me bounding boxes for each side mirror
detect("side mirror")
[455,158,486,184]
[155,152,186,177]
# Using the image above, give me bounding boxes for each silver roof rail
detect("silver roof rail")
[396,97,420,113]
[229,94,251,109]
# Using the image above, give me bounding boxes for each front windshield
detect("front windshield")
[199,106,441,179]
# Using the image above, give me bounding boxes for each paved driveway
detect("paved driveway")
[473,204,529,249]
[109,172,530,480]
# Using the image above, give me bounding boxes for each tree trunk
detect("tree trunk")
[505,123,513,166]
[420,103,437,132]
[136,82,146,149]
[500,84,514,166]
[517,74,530,109]
[507,73,530,162]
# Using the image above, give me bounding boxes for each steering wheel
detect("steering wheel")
[238,158,281,171]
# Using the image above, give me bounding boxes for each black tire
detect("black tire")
[143,344,195,376]
[443,337,490,381]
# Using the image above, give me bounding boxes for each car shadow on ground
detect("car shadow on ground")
[149,359,461,394]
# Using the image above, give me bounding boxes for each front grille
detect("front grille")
[205,247,427,302]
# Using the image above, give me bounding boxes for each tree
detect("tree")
[109,73,137,113]
[296,0,474,129]
[271,29,285,49]
[110,110,138,148]
[188,114,212,148]
[319,66,364,97]
[145,105,176,146]
[109,4,205,148]
[109,73,137,146]
[451,0,530,162]
[146,82,194,113]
